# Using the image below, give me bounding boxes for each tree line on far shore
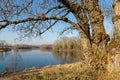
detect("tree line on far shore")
[52,37,82,52]
[39,36,82,52]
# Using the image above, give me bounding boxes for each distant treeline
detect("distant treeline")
[12,44,40,49]
[52,37,82,52]
[0,37,82,52]
[0,40,40,51]
[0,40,10,47]
[40,44,52,50]
[0,40,11,51]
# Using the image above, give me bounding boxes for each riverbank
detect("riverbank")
[0,61,120,80]
[0,61,87,80]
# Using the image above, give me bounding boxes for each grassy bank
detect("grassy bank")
[0,61,120,80]
[0,62,88,80]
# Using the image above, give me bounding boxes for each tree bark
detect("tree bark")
[86,0,108,46]
[77,26,91,50]
[74,0,109,50]
[113,0,120,39]
[74,13,91,50]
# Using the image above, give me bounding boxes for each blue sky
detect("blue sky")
[0,0,114,45]
[0,23,79,45]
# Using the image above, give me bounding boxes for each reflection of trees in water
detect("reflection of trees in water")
[52,51,85,64]
[13,49,32,53]
[0,51,10,61]
[5,51,22,72]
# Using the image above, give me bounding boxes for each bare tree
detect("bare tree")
[0,0,119,72]
[0,0,109,48]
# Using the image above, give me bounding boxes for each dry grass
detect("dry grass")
[0,62,89,80]
[0,62,120,80]
[1,61,120,80]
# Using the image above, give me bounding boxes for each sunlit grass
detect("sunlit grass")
[1,60,120,80]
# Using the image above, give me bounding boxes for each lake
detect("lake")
[0,49,83,74]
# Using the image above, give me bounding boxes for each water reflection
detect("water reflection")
[0,51,10,61]
[5,51,22,72]
[0,50,85,73]
[0,49,120,74]
[52,51,85,64]
[13,49,32,53]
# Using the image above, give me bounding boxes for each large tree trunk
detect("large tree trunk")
[59,0,112,75]
[84,0,111,74]
[109,0,120,73]
[86,0,109,47]
[79,29,91,50]
[76,20,91,50]
[73,0,109,50]
[113,0,120,39]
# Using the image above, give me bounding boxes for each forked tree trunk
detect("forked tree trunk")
[86,0,109,47]
[74,0,109,51]
[78,0,111,74]
[59,0,112,74]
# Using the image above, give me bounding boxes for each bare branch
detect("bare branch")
[59,26,77,36]
[40,20,58,35]
[45,5,66,15]
[15,0,33,15]
[0,10,76,30]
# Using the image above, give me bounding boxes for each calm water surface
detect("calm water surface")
[0,49,82,73]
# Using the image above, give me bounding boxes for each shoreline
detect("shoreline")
[0,61,88,80]
[0,61,120,80]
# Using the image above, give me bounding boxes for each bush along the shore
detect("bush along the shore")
[52,37,82,52]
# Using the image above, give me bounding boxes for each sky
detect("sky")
[0,28,57,45]
[0,23,79,45]
[0,0,114,45]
